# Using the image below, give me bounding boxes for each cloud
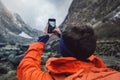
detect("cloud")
[1,0,73,31]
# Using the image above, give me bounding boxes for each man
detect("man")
[17,25,120,80]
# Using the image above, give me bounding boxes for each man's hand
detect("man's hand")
[53,27,61,37]
[42,24,54,37]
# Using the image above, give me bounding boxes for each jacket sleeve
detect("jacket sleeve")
[17,42,53,80]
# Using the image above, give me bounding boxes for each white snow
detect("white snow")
[19,32,32,39]
[114,11,120,18]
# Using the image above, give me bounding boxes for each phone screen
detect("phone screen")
[49,21,55,28]
[48,18,56,33]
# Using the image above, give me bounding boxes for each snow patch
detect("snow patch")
[114,11,120,18]
[19,32,32,39]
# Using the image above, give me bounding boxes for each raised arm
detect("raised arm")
[17,35,53,80]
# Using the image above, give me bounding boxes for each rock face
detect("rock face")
[0,0,40,43]
[61,0,120,39]
[95,40,120,71]
[0,43,29,80]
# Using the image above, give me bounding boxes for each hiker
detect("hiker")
[17,25,120,80]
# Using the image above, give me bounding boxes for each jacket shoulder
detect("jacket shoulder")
[64,67,120,80]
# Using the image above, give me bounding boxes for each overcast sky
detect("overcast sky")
[1,0,73,31]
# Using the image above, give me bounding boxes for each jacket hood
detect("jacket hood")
[46,57,93,74]
[46,55,106,74]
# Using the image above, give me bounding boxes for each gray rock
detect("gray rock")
[116,52,120,58]
[0,66,8,74]
[8,53,24,67]
[61,0,120,39]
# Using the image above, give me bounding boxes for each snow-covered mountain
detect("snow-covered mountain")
[0,0,41,43]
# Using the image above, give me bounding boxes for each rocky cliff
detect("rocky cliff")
[61,0,120,39]
[0,0,40,44]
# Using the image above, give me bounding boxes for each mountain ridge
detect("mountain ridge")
[0,0,41,43]
[61,0,120,39]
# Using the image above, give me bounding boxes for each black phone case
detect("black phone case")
[48,19,56,33]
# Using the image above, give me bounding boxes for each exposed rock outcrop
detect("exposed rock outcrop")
[61,0,120,39]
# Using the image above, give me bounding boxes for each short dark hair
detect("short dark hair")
[62,25,96,60]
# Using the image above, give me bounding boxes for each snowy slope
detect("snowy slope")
[19,32,32,39]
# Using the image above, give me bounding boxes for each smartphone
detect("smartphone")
[48,18,56,33]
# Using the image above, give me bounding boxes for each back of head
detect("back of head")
[62,25,96,60]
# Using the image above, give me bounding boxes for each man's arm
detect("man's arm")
[17,36,53,80]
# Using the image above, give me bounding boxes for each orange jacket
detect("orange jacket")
[17,42,120,80]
